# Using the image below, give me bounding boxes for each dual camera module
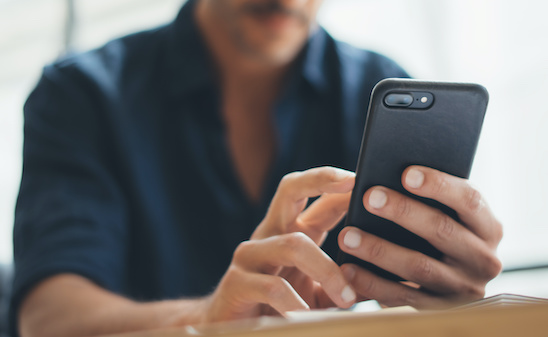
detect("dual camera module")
[384,92,434,109]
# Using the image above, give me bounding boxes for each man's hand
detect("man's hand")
[202,167,357,323]
[338,165,503,309]
[20,167,357,337]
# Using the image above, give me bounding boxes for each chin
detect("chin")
[254,47,300,66]
[243,35,308,66]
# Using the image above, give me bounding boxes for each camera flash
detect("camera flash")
[421,96,428,103]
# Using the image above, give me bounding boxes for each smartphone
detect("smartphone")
[337,78,488,281]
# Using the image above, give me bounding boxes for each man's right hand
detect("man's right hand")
[19,167,357,337]
[200,166,357,323]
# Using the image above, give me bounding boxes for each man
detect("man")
[10,0,503,336]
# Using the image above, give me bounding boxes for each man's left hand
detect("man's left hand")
[338,165,503,308]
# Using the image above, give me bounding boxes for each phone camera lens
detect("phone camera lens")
[385,93,413,107]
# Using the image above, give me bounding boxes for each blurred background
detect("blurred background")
[1,0,547,297]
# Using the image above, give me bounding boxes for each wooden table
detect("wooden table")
[103,302,548,337]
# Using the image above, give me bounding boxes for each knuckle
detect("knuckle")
[279,172,300,190]
[232,240,253,264]
[397,288,416,306]
[314,167,339,194]
[357,275,376,296]
[435,213,454,242]
[492,219,504,244]
[482,253,503,279]
[367,239,386,260]
[431,175,449,197]
[288,231,311,245]
[394,196,412,219]
[283,232,311,255]
[464,185,483,214]
[322,166,339,182]
[221,265,243,289]
[458,281,485,300]
[410,256,434,282]
[330,201,347,219]
[265,277,289,300]
[473,286,486,299]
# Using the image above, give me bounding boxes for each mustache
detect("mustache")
[242,0,308,22]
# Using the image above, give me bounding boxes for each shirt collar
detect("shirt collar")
[301,26,331,93]
[164,0,331,97]
[165,0,213,97]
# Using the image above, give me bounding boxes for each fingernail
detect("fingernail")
[369,189,387,209]
[406,169,424,189]
[344,229,361,249]
[343,265,356,281]
[341,285,356,303]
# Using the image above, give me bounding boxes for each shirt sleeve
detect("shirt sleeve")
[9,63,129,336]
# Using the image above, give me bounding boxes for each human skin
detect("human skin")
[18,1,502,336]
[19,167,358,337]
[196,0,324,68]
[19,166,502,337]
[194,0,325,201]
[338,166,502,308]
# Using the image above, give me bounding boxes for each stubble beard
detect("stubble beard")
[219,0,313,66]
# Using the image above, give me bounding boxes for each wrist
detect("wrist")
[168,296,212,327]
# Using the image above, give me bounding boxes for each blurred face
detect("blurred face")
[203,0,323,65]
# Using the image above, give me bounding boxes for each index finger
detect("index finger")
[402,166,502,245]
[253,167,355,240]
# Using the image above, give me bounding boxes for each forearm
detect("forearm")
[19,274,208,337]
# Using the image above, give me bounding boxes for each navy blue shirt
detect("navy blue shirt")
[10,0,407,334]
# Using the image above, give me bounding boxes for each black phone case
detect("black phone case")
[337,78,488,281]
